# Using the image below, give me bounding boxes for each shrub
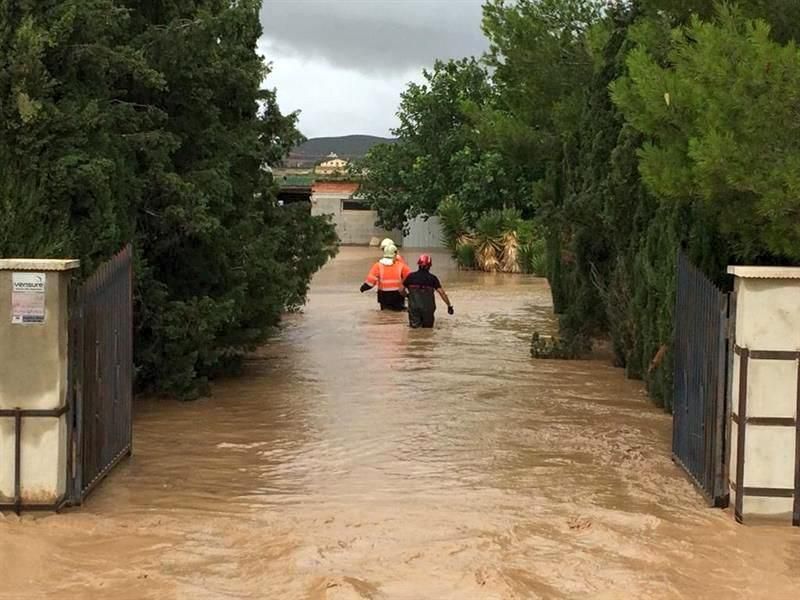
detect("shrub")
[455,243,477,269]
[530,330,592,360]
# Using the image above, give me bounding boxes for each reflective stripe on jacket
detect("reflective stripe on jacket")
[365,261,411,291]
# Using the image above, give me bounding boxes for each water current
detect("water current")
[2,247,799,599]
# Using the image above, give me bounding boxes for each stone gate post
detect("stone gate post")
[0,259,79,511]
[728,266,800,525]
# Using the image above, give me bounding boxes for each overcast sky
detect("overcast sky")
[259,0,488,139]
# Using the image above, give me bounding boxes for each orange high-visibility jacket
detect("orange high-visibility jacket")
[365,261,411,292]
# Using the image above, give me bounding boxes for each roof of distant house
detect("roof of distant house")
[289,135,396,164]
[278,173,315,187]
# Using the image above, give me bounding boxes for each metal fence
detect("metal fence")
[672,251,730,506]
[69,245,134,503]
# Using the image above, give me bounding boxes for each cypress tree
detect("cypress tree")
[0,1,337,398]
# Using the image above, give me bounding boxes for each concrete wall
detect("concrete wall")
[310,182,445,248]
[0,260,77,504]
[403,215,445,248]
[311,183,400,245]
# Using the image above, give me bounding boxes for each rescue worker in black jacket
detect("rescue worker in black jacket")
[402,254,454,328]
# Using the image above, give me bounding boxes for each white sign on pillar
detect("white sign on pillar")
[11,272,46,324]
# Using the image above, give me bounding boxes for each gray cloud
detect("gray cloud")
[261,0,488,75]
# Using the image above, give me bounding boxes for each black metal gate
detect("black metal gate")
[69,245,134,503]
[672,251,730,506]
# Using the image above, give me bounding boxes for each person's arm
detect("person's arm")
[399,265,412,296]
[436,287,454,314]
[361,264,379,292]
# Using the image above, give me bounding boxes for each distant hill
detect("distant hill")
[285,135,396,167]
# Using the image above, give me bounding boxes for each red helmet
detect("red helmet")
[417,254,432,268]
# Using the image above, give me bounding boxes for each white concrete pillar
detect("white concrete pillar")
[727,266,800,524]
[0,259,79,511]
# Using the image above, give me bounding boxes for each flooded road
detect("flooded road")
[2,247,799,599]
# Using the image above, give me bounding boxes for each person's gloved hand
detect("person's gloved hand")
[360,283,371,293]
[448,305,455,315]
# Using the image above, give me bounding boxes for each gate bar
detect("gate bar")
[0,406,69,417]
[732,415,796,427]
[79,444,132,500]
[713,293,730,506]
[733,345,800,360]
[734,348,749,523]
[794,360,800,526]
[729,481,795,497]
[14,409,20,514]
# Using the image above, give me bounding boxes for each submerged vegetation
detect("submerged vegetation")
[439,199,546,275]
[530,332,592,361]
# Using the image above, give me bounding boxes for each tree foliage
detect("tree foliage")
[483,0,604,147]
[480,0,800,409]
[0,1,337,398]
[613,5,800,260]
[363,0,800,411]
[359,58,531,229]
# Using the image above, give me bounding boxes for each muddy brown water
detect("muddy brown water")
[2,247,799,599]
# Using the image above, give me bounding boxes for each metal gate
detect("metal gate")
[68,245,134,503]
[672,251,731,506]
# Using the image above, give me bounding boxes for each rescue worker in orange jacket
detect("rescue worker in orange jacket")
[360,244,411,311]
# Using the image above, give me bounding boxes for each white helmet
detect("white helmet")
[380,238,395,250]
[380,244,398,265]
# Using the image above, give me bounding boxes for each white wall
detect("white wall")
[403,215,444,248]
[312,193,400,246]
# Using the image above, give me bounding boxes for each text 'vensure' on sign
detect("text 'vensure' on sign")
[11,272,46,324]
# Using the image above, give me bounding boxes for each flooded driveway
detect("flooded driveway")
[2,247,799,599]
